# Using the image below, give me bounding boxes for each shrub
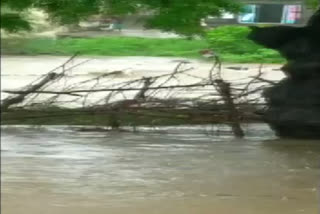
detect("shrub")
[206,26,283,62]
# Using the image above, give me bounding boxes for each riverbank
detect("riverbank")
[1,36,285,63]
[1,37,207,58]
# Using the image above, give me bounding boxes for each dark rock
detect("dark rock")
[248,8,320,139]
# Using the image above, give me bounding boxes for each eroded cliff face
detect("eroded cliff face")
[248,8,320,139]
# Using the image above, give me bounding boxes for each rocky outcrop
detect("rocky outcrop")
[248,8,320,139]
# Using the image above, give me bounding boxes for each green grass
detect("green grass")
[1,27,286,63]
[2,37,209,57]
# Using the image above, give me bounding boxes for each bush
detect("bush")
[206,26,284,63]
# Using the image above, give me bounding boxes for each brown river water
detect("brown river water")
[1,124,319,214]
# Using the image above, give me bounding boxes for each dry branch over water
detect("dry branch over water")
[1,55,278,137]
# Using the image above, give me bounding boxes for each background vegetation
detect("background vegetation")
[2,26,284,63]
[1,0,240,36]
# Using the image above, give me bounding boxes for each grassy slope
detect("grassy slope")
[2,37,208,57]
[1,35,285,63]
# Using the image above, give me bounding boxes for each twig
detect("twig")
[4,83,216,94]
[1,73,60,111]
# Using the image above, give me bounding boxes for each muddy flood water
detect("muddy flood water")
[1,125,319,214]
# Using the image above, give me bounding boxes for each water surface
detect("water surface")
[1,125,319,214]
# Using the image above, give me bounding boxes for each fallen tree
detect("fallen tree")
[1,55,277,137]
